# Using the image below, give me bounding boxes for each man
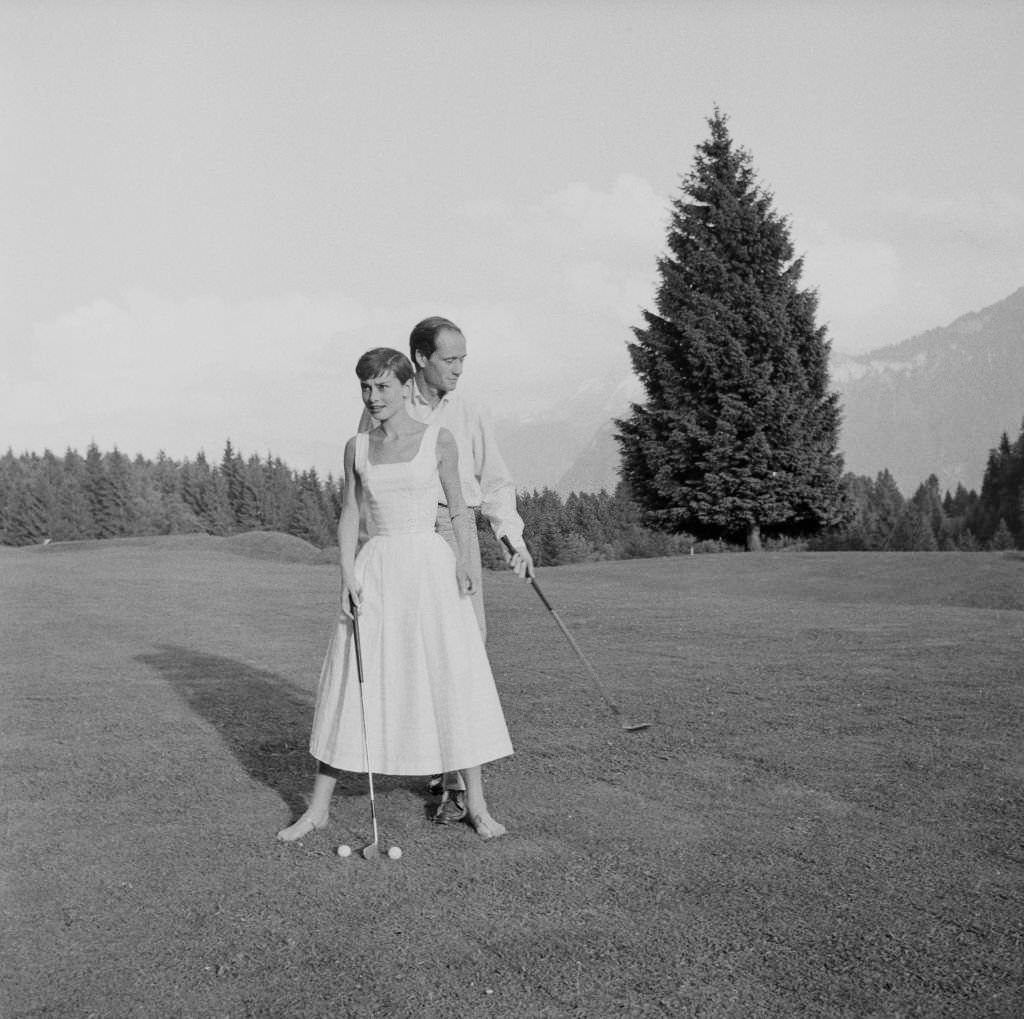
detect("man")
[359,316,534,820]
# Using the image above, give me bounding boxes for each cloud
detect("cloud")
[453,175,664,372]
[5,291,373,467]
[544,174,668,248]
[876,187,1024,246]
[564,261,654,330]
[800,235,903,322]
[3,288,577,468]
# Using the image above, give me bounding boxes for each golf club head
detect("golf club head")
[361,842,382,860]
[623,722,652,732]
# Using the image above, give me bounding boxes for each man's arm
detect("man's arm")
[470,403,533,576]
[472,406,524,545]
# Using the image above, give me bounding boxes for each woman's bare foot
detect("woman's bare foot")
[468,810,507,840]
[276,812,328,842]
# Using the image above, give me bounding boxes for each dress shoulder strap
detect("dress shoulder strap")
[420,423,441,460]
[354,431,369,475]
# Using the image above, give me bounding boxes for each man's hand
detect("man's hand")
[502,539,534,580]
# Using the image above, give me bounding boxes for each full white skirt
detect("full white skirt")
[309,531,513,774]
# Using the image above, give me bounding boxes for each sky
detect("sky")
[3,0,1023,478]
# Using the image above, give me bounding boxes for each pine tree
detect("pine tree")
[909,474,947,546]
[972,426,1024,544]
[221,440,262,531]
[5,477,48,545]
[105,448,133,536]
[871,470,905,549]
[989,517,1016,551]
[262,455,297,532]
[890,505,938,551]
[84,443,118,538]
[518,488,566,566]
[616,110,846,550]
[55,449,95,541]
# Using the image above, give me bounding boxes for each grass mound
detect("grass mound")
[27,530,338,566]
[220,530,335,565]
[30,532,218,554]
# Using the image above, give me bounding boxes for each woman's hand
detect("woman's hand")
[455,559,475,597]
[340,580,362,619]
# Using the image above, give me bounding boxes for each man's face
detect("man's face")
[418,329,467,395]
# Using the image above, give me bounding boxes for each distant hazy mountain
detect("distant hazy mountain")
[832,286,1024,493]
[495,374,642,494]
[497,286,1024,497]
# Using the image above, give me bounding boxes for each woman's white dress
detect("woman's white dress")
[309,424,513,775]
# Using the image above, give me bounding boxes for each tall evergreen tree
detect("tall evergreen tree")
[969,427,1023,544]
[909,474,947,545]
[5,480,48,545]
[870,469,904,549]
[616,110,846,550]
[261,455,297,532]
[105,448,133,536]
[219,440,262,530]
[55,449,94,541]
[84,443,118,538]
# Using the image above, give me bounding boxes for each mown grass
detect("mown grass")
[1,538,1022,1017]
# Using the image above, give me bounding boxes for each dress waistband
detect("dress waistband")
[370,526,436,537]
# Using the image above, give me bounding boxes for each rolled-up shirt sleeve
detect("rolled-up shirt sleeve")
[470,403,525,548]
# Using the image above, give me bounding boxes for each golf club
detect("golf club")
[501,537,651,732]
[349,596,382,858]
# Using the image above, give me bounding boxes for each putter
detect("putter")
[501,537,651,732]
[349,596,382,858]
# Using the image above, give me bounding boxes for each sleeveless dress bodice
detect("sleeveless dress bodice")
[356,426,440,537]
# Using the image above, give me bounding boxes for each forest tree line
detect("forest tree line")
[0,439,691,563]
[1,414,1021,560]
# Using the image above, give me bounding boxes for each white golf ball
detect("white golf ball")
[336,844,352,858]
[387,845,403,860]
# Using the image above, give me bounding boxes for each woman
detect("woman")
[277,348,511,842]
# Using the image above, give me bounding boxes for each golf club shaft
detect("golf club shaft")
[349,597,380,848]
[500,536,622,718]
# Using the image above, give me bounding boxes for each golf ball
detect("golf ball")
[336,844,352,858]
[387,845,403,860]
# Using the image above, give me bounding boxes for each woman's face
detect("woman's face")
[361,370,410,421]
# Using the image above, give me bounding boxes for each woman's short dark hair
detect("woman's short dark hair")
[355,347,414,385]
[409,316,462,364]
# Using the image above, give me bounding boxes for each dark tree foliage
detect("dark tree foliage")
[221,440,263,531]
[1,441,705,566]
[968,419,1024,546]
[0,442,342,549]
[810,426,1024,552]
[478,483,696,569]
[616,110,847,550]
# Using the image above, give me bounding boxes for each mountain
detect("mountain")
[494,374,642,494]
[832,286,1024,493]
[496,287,1024,497]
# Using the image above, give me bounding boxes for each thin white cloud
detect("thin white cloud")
[565,261,654,330]
[877,187,1024,245]
[544,174,668,248]
[801,237,903,322]
[6,292,373,466]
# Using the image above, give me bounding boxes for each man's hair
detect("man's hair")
[355,347,414,385]
[409,316,463,364]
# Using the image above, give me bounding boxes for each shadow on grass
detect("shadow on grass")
[136,644,433,821]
